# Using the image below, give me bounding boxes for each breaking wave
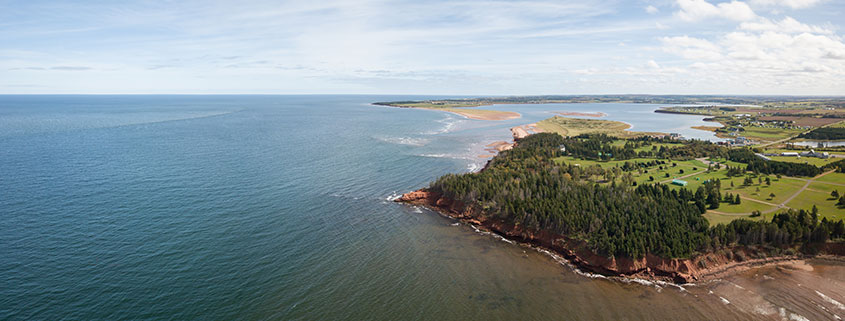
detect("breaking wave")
[376,136,430,146]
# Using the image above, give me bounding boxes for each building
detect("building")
[671,179,688,186]
[755,153,771,161]
[799,149,830,158]
[781,152,799,157]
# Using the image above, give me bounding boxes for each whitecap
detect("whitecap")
[467,163,482,173]
[386,192,402,201]
[376,136,430,146]
[423,115,463,135]
[817,290,845,310]
[720,296,731,305]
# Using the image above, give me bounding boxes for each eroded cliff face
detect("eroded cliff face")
[395,189,825,284]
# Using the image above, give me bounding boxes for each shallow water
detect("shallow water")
[0,95,841,320]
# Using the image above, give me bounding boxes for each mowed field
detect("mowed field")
[758,116,842,127]
[557,154,843,226]
[740,126,805,141]
[768,155,840,167]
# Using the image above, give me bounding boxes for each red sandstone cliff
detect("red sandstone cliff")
[396,189,843,284]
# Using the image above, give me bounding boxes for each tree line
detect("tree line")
[429,133,844,259]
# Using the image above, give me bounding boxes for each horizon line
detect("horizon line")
[2,93,845,97]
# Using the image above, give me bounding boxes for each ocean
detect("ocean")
[1,95,843,320]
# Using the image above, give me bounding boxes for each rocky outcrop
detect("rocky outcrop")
[395,189,838,284]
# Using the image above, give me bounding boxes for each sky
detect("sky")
[1,0,844,95]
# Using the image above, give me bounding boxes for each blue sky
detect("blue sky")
[1,0,844,94]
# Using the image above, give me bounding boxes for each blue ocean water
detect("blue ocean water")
[2,95,841,320]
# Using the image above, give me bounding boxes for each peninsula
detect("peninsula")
[386,96,845,283]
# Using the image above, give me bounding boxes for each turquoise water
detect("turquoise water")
[2,95,842,320]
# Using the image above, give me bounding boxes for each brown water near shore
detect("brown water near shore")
[393,203,845,320]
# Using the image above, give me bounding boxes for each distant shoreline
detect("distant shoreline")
[375,102,520,121]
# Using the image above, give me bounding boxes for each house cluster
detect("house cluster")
[718,136,753,146]
[649,133,686,140]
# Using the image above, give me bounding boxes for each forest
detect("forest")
[428,133,844,259]
[798,127,845,140]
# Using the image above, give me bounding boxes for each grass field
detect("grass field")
[536,116,649,138]
[553,157,708,186]
[815,172,845,185]
[767,155,839,167]
[556,143,843,225]
[705,157,746,168]
[703,212,765,226]
[785,183,845,221]
[740,126,805,141]
[712,200,777,214]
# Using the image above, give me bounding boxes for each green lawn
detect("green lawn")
[712,200,777,214]
[740,126,804,141]
[703,212,765,226]
[816,172,845,185]
[659,168,802,206]
[726,176,806,205]
[556,153,837,225]
[705,157,746,168]
[786,186,845,221]
[632,143,683,153]
[768,156,839,167]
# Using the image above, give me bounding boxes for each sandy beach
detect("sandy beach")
[510,123,543,140]
[441,108,521,121]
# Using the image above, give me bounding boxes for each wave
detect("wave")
[467,163,482,173]
[816,290,845,311]
[375,136,430,147]
[416,153,476,161]
[423,115,463,135]
[385,192,402,202]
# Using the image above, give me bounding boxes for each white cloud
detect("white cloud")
[750,0,823,9]
[659,12,845,93]
[661,36,724,60]
[740,16,833,34]
[646,5,659,14]
[676,0,758,21]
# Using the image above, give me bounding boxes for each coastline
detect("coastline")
[395,189,845,284]
[377,102,521,121]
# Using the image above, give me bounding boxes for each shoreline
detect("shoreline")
[395,189,845,284]
[378,103,521,121]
